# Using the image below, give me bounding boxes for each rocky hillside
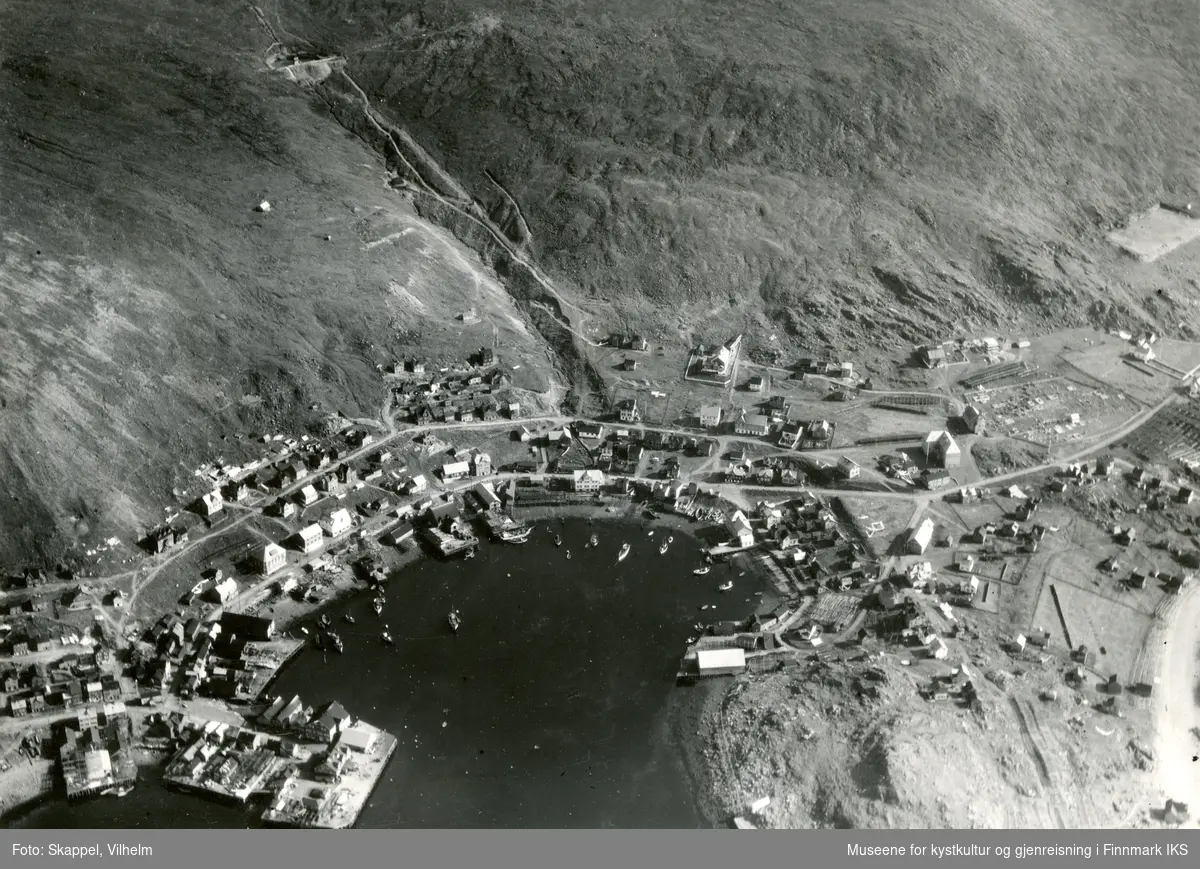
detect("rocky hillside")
[0,0,552,568]
[283,0,1200,359]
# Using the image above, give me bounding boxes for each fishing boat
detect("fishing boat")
[113,784,134,798]
[589,533,598,548]
[381,631,394,645]
[555,535,563,547]
[328,632,344,654]
[693,566,711,576]
[500,525,532,543]
[565,550,571,560]
[659,541,669,555]
[344,614,355,624]
[319,614,331,629]
[372,597,384,616]
[718,581,733,592]
[447,610,462,633]
[465,549,475,559]
[617,542,631,562]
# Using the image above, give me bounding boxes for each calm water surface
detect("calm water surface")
[9,519,761,828]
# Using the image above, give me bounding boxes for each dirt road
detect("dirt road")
[1153,581,1200,828]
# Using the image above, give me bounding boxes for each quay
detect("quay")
[420,525,477,557]
[261,724,398,829]
[161,721,290,805]
[237,638,307,701]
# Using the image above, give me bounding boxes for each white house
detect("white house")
[734,413,771,437]
[923,431,962,469]
[298,484,319,506]
[696,647,746,676]
[321,508,352,537]
[471,453,492,477]
[200,490,223,517]
[260,543,287,577]
[907,517,935,554]
[406,475,428,494]
[208,577,238,604]
[617,399,640,423]
[699,405,722,428]
[573,469,605,492]
[725,510,754,547]
[441,461,470,482]
[298,523,324,555]
[927,636,949,660]
[338,724,377,753]
[837,457,860,479]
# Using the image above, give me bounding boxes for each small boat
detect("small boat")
[381,631,394,645]
[500,525,533,543]
[372,598,384,616]
[589,533,598,548]
[448,610,462,633]
[693,567,711,576]
[659,541,669,555]
[648,531,655,537]
[114,784,134,798]
[555,535,563,547]
[668,536,674,544]
[465,549,475,559]
[319,614,331,628]
[300,627,310,635]
[718,581,733,592]
[328,633,344,654]
[617,543,631,562]
[687,636,697,644]
[565,550,571,559]
[344,614,356,624]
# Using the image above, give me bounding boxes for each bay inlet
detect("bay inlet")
[8,517,764,828]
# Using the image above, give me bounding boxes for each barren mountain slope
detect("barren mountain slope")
[280,0,1200,356]
[0,0,551,568]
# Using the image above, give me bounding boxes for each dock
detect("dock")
[420,525,477,557]
[261,725,398,829]
[237,638,307,701]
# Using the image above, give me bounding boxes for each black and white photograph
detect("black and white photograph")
[1,0,1199,848]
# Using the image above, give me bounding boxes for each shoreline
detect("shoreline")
[5,503,752,827]
[1149,580,1200,828]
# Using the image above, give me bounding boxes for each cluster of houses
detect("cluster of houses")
[163,698,383,810]
[724,454,809,487]
[716,496,874,590]
[2,652,120,718]
[59,701,137,799]
[389,349,520,426]
[689,335,743,383]
[132,610,278,702]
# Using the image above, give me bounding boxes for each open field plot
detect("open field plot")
[129,522,270,621]
[1059,345,1173,405]
[970,375,1145,447]
[969,437,1050,477]
[1108,206,1200,262]
[1030,578,1158,683]
[1147,338,1200,379]
[1119,401,1200,464]
[838,496,917,555]
[821,403,948,446]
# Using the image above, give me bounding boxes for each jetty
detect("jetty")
[261,723,397,829]
[420,524,477,557]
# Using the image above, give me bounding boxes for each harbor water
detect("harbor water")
[8,518,763,828]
